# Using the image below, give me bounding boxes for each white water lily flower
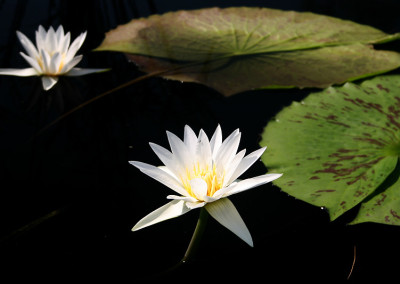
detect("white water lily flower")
[129,125,282,247]
[0,25,108,91]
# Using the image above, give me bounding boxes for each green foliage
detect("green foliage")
[96,7,400,96]
[260,75,400,225]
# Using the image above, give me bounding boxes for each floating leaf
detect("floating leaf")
[260,75,400,225]
[96,7,400,96]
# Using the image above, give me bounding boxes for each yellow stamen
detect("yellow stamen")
[181,163,225,199]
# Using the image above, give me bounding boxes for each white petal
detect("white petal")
[184,125,198,156]
[45,26,56,52]
[65,32,86,63]
[65,67,109,76]
[0,68,38,77]
[205,198,253,247]
[223,149,246,187]
[223,174,283,197]
[189,178,208,200]
[41,49,51,73]
[20,52,42,72]
[226,147,267,185]
[167,130,193,170]
[36,25,47,51]
[16,31,39,59]
[196,129,212,169]
[59,55,83,73]
[129,161,188,197]
[55,25,64,46]
[132,200,191,231]
[50,52,62,74]
[41,76,58,90]
[149,142,184,179]
[61,32,71,54]
[166,195,198,203]
[210,124,222,159]
[214,129,241,172]
[186,201,206,209]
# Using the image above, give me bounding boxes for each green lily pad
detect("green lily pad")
[260,75,400,224]
[96,7,400,96]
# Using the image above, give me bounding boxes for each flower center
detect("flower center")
[181,163,225,198]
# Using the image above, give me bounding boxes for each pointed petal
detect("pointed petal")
[214,129,241,173]
[223,149,246,187]
[210,124,222,159]
[189,178,208,200]
[196,129,212,169]
[45,26,56,52]
[167,130,193,171]
[61,32,71,54]
[42,76,58,90]
[132,200,191,231]
[55,25,64,46]
[149,142,183,178]
[226,147,267,185]
[16,31,39,59]
[184,125,198,156]
[167,195,197,203]
[41,49,51,73]
[60,55,83,73]
[186,201,206,209]
[223,174,283,197]
[65,32,86,62]
[65,67,109,76]
[0,68,38,77]
[20,52,42,72]
[205,198,253,247]
[50,52,62,74]
[36,25,47,50]
[129,161,188,197]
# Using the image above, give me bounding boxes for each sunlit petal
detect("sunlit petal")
[210,124,222,159]
[65,32,86,63]
[16,31,39,59]
[226,147,267,185]
[0,68,38,76]
[132,200,191,231]
[41,76,58,90]
[223,174,283,197]
[167,130,193,170]
[190,178,208,200]
[19,52,42,72]
[184,125,198,156]
[129,161,189,197]
[205,198,253,247]
[59,55,83,73]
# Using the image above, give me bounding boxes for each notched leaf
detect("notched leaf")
[261,75,400,225]
[96,7,400,96]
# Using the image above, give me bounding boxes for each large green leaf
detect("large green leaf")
[260,75,400,225]
[96,7,400,96]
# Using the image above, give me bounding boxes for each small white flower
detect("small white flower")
[129,125,282,246]
[0,25,108,91]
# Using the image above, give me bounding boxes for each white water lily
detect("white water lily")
[0,25,107,91]
[129,125,282,246]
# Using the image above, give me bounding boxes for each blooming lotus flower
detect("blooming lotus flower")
[0,25,107,91]
[129,125,282,246]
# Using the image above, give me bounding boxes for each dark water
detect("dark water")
[1,0,400,281]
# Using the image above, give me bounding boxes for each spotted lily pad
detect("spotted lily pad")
[96,7,400,96]
[260,75,400,225]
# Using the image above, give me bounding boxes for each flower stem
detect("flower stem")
[164,208,209,274]
[181,208,209,263]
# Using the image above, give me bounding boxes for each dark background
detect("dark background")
[1,0,400,281]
